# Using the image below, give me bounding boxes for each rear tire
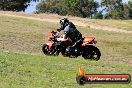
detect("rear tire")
[82,46,101,61]
[92,47,101,61]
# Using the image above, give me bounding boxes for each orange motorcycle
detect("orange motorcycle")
[42,31,101,60]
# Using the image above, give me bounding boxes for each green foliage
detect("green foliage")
[129,9,132,18]
[37,0,132,19]
[101,0,132,19]
[36,0,67,15]
[65,0,99,18]
[110,8,124,19]
[128,1,132,19]
[94,11,103,19]
[0,0,38,11]
[37,0,99,18]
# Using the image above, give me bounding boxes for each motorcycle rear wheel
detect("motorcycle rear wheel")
[82,46,101,61]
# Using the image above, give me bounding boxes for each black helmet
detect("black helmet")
[60,18,69,29]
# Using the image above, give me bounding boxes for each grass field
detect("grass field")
[95,19,132,31]
[0,13,132,88]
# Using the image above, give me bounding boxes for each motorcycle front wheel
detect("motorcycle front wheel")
[42,44,56,55]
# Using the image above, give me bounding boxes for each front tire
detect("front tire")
[42,44,50,55]
[42,44,56,55]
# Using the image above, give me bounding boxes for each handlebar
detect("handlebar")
[51,30,60,37]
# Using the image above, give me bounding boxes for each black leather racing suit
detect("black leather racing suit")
[62,22,83,53]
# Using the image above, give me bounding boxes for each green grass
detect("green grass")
[93,19,132,31]
[0,15,132,88]
[0,51,132,88]
[0,16,59,54]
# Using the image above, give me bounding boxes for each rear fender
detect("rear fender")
[83,36,95,43]
[82,42,96,46]
[82,36,96,46]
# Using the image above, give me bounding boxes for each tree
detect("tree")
[94,11,103,19]
[36,0,67,15]
[36,0,99,18]
[101,0,119,18]
[101,0,132,19]
[65,0,99,18]
[0,0,38,11]
[128,1,132,19]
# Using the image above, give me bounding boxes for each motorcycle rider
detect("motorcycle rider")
[56,18,83,54]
